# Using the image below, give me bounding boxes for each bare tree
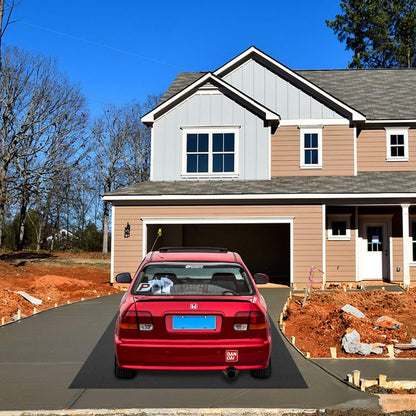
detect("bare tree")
[92,97,157,255]
[0,46,88,248]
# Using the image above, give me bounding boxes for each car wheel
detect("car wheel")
[114,356,135,379]
[251,359,272,379]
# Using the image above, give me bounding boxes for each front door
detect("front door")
[359,221,390,281]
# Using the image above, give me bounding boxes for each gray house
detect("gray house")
[104,46,416,288]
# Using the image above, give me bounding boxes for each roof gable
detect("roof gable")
[141,72,280,126]
[214,46,365,122]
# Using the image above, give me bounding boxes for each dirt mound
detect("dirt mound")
[284,289,416,358]
[30,274,91,291]
[0,253,120,324]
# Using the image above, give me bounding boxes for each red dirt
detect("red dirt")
[0,251,120,323]
[284,288,416,358]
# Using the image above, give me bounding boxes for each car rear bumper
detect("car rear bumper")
[115,335,271,370]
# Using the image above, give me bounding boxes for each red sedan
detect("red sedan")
[114,247,272,379]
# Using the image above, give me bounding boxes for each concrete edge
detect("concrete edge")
[0,408,319,416]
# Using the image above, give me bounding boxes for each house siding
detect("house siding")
[112,204,323,286]
[223,58,344,120]
[271,125,354,176]
[326,230,356,282]
[357,128,416,172]
[151,90,270,181]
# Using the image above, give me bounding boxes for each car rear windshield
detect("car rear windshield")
[132,263,254,296]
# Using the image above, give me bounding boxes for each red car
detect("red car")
[114,247,272,379]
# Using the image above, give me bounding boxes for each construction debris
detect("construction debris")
[375,315,403,330]
[15,291,42,306]
[341,328,384,355]
[341,304,366,318]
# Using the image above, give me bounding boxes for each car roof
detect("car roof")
[145,248,242,264]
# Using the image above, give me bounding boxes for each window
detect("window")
[183,128,238,176]
[328,214,351,240]
[412,222,416,262]
[300,128,322,169]
[386,128,409,161]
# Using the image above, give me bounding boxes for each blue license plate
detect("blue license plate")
[173,315,216,330]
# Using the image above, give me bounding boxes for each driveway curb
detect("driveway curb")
[0,408,319,416]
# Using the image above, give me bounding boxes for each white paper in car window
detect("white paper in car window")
[137,278,173,294]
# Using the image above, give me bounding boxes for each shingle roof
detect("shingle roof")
[296,69,416,120]
[158,72,206,105]
[156,68,416,120]
[104,171,416,198]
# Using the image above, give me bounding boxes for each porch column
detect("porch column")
[402,204,411,286]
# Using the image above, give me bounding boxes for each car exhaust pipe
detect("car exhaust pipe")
[223,367,239,379]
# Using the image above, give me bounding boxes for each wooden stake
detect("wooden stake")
[81,298,84,301]
[387,344,395,359]
[279,313,283,326]
[306,352,310,359]
[33,307,37,314]
[352,370,360,386]
[330,347,337,358]
[67,300,71,304]
[379,374,387,387]
[343,286,347,292]
[348,283,353,289]
[54,303,58,308]
[17,310,21,320]
[1,317,5,325]
[282,323,286,333]
[291,336,296,346]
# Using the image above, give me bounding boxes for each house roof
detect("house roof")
[103,171,416,200]
[297,69,416,121]
[156,67,416,122]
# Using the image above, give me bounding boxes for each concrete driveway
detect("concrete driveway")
[0,288,379,411]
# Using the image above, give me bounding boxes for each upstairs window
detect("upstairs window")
[386,128,409,161]
[183,127,238,176]
[300,128,322,169]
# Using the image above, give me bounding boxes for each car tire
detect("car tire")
[114,356,135,379]
[251,359,272,379]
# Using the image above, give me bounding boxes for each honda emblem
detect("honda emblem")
[190,303,198,310]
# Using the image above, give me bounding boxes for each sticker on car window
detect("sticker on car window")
[185,265,204,269]
[137,283,152,292]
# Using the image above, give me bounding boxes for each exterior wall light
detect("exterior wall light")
[124,222,131,238]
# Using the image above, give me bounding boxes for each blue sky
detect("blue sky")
[4,0,350,117]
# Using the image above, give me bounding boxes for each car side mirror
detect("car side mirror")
[254,273,269,285]
[115,273,132,284]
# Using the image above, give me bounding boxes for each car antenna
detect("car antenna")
[150,228,162,252]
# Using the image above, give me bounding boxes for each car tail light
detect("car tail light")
[233,312,249,331]
[120,306,153,331]
[233,311,267,331]
[137,311,153,331]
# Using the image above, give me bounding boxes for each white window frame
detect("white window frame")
[411,217,416,264]
[328,214,351,241]
[181,126,239,178]
[300,127,322,169]
[385,127,409,162]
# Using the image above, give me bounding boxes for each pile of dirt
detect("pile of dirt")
[284,288,416,358]
[0,252,120,323]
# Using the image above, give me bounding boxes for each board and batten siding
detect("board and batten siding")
[223,58,344,120]
[112,204,323,286]
[271,125,354,176]
[357,128,416,172]
[151,91,270,181]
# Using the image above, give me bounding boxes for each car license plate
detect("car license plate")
[173,315,216,330]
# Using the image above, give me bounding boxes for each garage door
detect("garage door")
[146,222,291,285]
